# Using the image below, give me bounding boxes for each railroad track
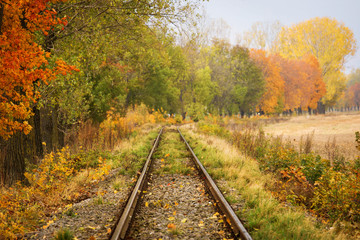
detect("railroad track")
[110,126,252,240]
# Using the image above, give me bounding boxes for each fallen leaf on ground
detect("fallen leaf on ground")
[167,223,176,229]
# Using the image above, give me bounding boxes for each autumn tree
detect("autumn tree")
[339,69,360,110]
[250,49,284,114]
[278,17,357,110]
[348,83,360,110]
[301,54,326,111]
[0,0,77,184]
[0,0,71,139]
[272,54,326,113]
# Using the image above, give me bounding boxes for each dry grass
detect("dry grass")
[263,112,360,160]
[180,124,341,239]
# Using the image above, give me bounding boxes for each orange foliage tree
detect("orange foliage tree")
[250,49,284,114]
[347,83,360,109]
[273,54,326,112]
[0,0,74,140]
[300,55,326,110]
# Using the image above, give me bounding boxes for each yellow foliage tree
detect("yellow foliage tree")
[278,17,356,106]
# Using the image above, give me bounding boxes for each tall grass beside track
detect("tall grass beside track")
[0,124,161,239]
[180,125,343,240]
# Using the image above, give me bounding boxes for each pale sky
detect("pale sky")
[204,0,360,73]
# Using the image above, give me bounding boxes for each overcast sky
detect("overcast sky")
[204,0,360,73]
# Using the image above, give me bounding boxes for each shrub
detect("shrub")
[0,147,111,238]
[272,166,314,207]
[313,169,360,222]
[300,154,329,184]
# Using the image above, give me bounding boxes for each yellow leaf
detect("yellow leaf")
[42,220,54,229]
[218,219,223,223]
[181,218,187,223]
[174,202,178,206]
[145,202,149,207]
[168,216,175,221]
[198,220,204,227]
[87,225,96,230]
[173,211,176,215]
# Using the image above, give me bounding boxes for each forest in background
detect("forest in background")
[0,0,359,186]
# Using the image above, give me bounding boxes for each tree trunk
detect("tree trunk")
[33,106,43,158]
[240,110,245,118]
[0,134,26,186]
[308,107,312,115]
[52,107,59,150]
[0,3,4,35]
[317,100,325,114]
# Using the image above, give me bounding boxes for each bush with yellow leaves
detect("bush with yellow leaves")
[0,147,111,239]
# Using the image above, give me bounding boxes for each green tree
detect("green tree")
[230,46,265,116]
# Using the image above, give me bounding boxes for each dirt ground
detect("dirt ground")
[263,112,360,160]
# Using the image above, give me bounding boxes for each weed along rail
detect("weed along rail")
[110,126,252,240]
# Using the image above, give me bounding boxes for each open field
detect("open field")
[263,112,360,160]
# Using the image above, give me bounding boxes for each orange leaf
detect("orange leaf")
[167,223,176,229]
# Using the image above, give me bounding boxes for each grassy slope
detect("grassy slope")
[180,125,345,240]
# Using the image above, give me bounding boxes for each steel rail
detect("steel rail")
[110,127,163,240]
[178,127,253,240]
